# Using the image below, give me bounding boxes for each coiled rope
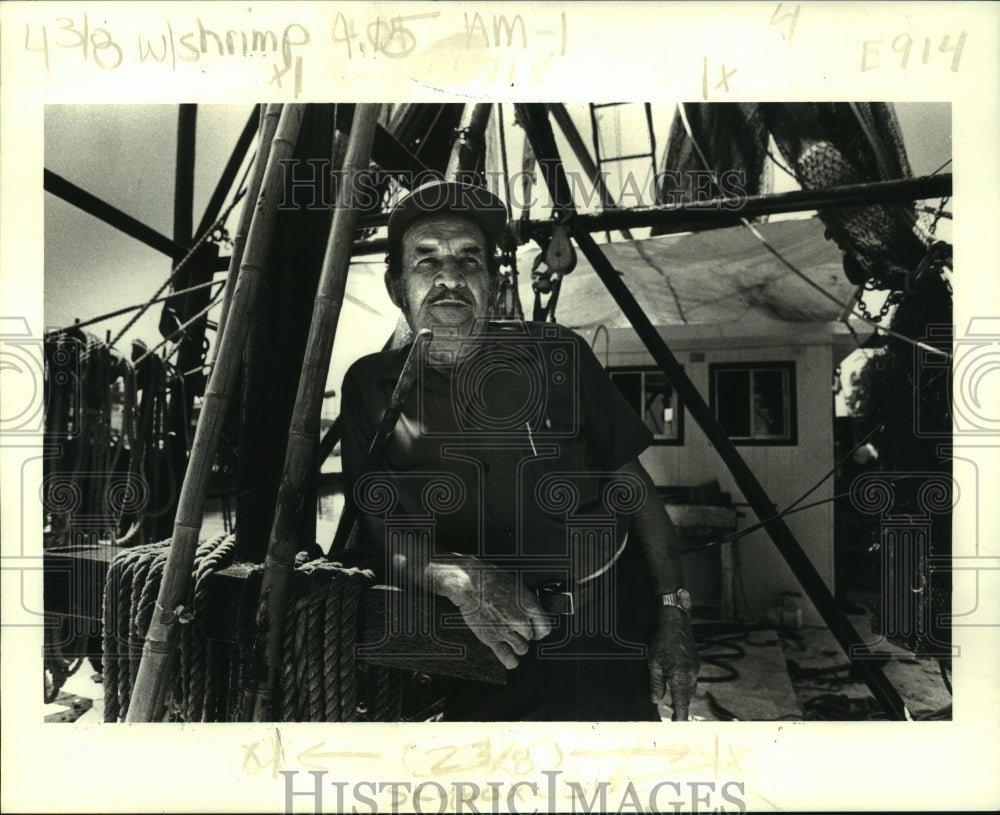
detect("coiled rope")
[102,535,394,722]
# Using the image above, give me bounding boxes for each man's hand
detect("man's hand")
[427,558,553,669]
[648,606,699,721]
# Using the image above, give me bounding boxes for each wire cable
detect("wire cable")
[107,186,247,352]
[782,422,883,515]
[133,290,226,365]
[589,323,610,366]
[683,492,846,555]
[929,157,952,177]
[47,279,226,337]
[690,468,919,553]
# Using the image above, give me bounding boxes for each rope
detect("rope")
[929,158,952,177]
[335,575,365,721]
[926,197,951,238]
[280,572,307,722]
[140,360,181,522]
[128,551,157,691]
[43,619,86,704]
[101,552,123,721]
[323,578,344,721]
[292,591,312,720]
[102,535,235,721]
[109,358,139,541]
[102,540,383,722]
[938,660,952,695]
[53,334,124,544]
[44,332,185,551]
[766,147,797,181]
[305,572,328,723]
[632,238,687,323]
[273,559,376,723]
[114,546,148,716]
[196,535,229,703]
[364,665,407,722]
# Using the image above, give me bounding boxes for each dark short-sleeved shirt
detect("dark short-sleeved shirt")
[340,321,652,579]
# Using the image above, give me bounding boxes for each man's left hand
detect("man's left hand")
[647,607,699,721]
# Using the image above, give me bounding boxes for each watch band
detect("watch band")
[658,587,693,613]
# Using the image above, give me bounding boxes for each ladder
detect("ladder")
[587,102,658,207]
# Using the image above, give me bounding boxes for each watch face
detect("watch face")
[661,589,693,612]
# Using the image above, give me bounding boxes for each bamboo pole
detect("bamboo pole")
[327,327,432,558]
[213,105,282,357]
[126,103,306,722]
[241,103,381,723]
[519,132,536,222]
[445,102,493,180]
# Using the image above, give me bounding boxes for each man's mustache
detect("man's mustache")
[428,290,475,306]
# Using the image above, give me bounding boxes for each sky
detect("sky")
[43,102,952,400]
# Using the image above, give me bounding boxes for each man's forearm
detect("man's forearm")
[620,458,699,717]
[359,511,477,602]
[618,458,686,595]
[358,513,551,667]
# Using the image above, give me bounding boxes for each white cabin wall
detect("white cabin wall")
[594,323,838,625]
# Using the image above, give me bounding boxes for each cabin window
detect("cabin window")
[709,362,797,445]
[608,368,683,445]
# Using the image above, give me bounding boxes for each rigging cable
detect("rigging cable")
[133,289,226,366]
[107,184,248,353]
[782,422,884,515]
[47,278,225,337]
[683,422,886,556]
[589,323,610,366]
[695,469,923,554]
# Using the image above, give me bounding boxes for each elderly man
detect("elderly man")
[340,180,698,721]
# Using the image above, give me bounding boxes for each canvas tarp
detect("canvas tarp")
[340,215,859,334]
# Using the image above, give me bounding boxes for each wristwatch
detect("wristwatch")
[658,587,693,613]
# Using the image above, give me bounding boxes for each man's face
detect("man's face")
[392,213,492,334]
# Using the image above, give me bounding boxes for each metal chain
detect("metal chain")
[855,285,900,324]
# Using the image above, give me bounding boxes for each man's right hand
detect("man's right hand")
[427,557,553,669]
